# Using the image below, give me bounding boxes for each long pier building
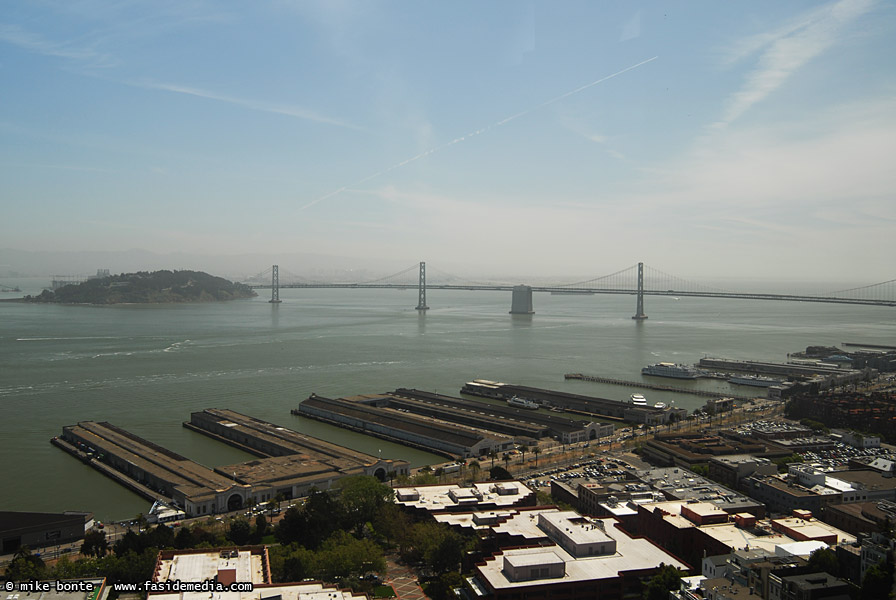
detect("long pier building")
[295,388,614,458]
[461,380,687,425]
[55,411,409,517]
[297,394,514,459]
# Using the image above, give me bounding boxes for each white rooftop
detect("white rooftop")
[475,518,687,589]
[150,582,366,600]
[155,549,265,585]
[393,481,532,511]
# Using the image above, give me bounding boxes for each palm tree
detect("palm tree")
[519,445,528,464]
[502,453,511,471]
[533,446,541,467]
[489,450,498,468]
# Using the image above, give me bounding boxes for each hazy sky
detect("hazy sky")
[2,0,894,281]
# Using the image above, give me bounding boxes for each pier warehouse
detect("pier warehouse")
[461,380,686,426]
[296,388,613,457]
[56,412,408,517]
[297,393,514,458]
[58,421,250,516]
[187,408,409,491]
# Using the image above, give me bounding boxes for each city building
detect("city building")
[0,511,93,553]
[466,509,689,600]
[393,482,535,515]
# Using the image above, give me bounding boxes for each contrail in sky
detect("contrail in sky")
[299,56,658,211]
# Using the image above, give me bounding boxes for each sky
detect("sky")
[1,0,895,282]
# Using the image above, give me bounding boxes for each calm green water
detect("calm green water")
[1,281,894,521]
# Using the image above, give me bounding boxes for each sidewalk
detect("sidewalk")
[383,557,429,600]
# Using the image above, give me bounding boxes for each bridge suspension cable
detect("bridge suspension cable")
[555,264,641,290]
[823,278,896,302]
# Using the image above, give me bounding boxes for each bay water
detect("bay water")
[1,280,894,521]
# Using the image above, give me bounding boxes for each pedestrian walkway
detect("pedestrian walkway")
[383,557,429,600]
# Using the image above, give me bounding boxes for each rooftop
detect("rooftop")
[475,518,688,590]
[393,481,533,512]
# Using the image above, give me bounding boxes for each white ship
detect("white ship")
[629,394,647,406]
[642,362,702,379]
[507,396,539,410]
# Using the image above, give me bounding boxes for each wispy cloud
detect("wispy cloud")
[0,23,116,67]
[715,0,875,128]
[134,80,363,130]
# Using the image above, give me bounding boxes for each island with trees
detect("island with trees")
[25,270,257,304]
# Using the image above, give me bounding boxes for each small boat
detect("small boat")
[630,394,647,406]
[653,402,667,409]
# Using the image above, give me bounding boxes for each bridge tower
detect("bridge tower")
[415,261,429,310]
[269,265,282,304]
[632,262,647,320]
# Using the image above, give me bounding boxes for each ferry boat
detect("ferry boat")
[507,396,539,410]
[642,362,702,379]
[629,394,647,406]
[653,401,667,409]
[727,375,783,387]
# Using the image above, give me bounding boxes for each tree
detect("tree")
[860,561,893,600]
[255,514,268,540]
[6,546,46,581]
[519,445,529,464]
[489,450,498,468]
[807,547,839,577]
[81,529,108,557]
[533,446,541,467]
[502,453,511,471]
[227,518,252,546]
[643,564,684,600]
[339,475,394,534]
[490,466,511,481]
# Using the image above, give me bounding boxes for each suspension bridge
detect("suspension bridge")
[243,262,896,318]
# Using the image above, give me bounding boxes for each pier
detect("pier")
[563,373,754,401]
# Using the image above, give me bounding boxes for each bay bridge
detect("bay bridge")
[244,262,896,319]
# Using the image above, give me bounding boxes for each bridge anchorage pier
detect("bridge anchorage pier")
[269,265,282,304]
[632,262,647,320]
[510,285,535,315]
[415,261,429,311]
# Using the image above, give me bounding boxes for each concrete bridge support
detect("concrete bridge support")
[510,285,535,314]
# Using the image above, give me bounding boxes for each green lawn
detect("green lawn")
[373,585,396,598]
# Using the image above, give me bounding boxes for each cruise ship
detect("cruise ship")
[642,362,702,379]
[629,394,648,406]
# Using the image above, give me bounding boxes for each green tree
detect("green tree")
[339,476,394,534]
[255,514,269,540]
[81,529,109,557]
[807,547,839,577]
[643,564,684,600]
[519,445,529,464]
[490,466,511,481]
[533,446,541,467]
[227,518,252,546]
[860,561,893,600]
[316,531,385,581]
[6,546,47,581]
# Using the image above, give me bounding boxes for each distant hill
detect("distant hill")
[25,270,257,304]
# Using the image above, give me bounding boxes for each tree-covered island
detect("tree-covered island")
[25,270,257,304]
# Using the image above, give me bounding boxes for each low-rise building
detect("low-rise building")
[393,481,535,515]
[468,510,689,600]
